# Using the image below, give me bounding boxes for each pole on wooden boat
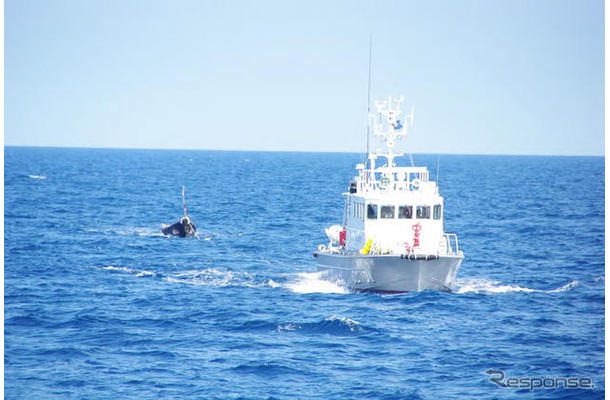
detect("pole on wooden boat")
[182,186,188,217]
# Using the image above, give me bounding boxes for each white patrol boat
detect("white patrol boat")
[314,96,464,292]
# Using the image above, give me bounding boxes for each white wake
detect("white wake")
[284,272,349,294]
[454,278,578,294]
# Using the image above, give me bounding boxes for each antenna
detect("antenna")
[436,156,441,187]
[365,34,373,167]
[407,105,415,128]
[182,186,188,217]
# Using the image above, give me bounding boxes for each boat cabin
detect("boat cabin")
[328,96,458,257]
[342,167,446,255]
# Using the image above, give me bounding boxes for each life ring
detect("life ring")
[380,177,390,187]
[410,179,420,189]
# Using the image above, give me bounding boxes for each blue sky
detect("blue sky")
[5,0,605,155]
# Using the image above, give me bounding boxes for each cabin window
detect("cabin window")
[367,204,378,219]
[433,204,442,220]
[380,206,395,219]
[399,205,413,219]
[416,205,430,219]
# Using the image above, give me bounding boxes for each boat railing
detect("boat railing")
[356,167,434,194]
[443,234,460,255]
[357,180,437,194]
[319,236,461,257]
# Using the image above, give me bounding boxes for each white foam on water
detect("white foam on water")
[284,272,349,294]
[102,266,134,273]
[85,227,165,237]
[101,263,276,290]
[277,323,300,332]
[101,262,351,294]
[165,268,237,286]
[28,175,47,180]
[325,315,361,330]
[548,281,579,292]
[267,279,281,288]
[136,228,166,237]
[454,278,579,294]
[165,276,190,284]
[166,269,275,289]
[135,270,157,277]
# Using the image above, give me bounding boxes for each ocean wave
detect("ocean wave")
[319,315,362,332]
[38,347,90,359]
[283,271,349,294]
[85,227,166,237]
[98,264,580,297]
[230,362,309,378]
[276,323,300,332]
[5,149,605,399]
[229,315,366,337]
[454,278,578,294]
[166,269,236,286]
[99,264,280,290]
[102,265,135,273]
[27,175,47,180]
[278,315,365,336]
[98,261,348,294]
[5,315,50,327]
[135,270,159,278]
[85,226,218,240]
[267,279,281,288]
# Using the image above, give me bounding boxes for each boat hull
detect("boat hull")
[161,218,197,238]
[315,252,463,292]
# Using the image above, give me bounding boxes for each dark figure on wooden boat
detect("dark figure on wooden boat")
[162,216,197,238]
[162,186,197,238]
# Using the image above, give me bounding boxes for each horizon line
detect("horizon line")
[3,144,605,158]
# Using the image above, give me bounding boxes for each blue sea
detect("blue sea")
[4,147,605,399]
